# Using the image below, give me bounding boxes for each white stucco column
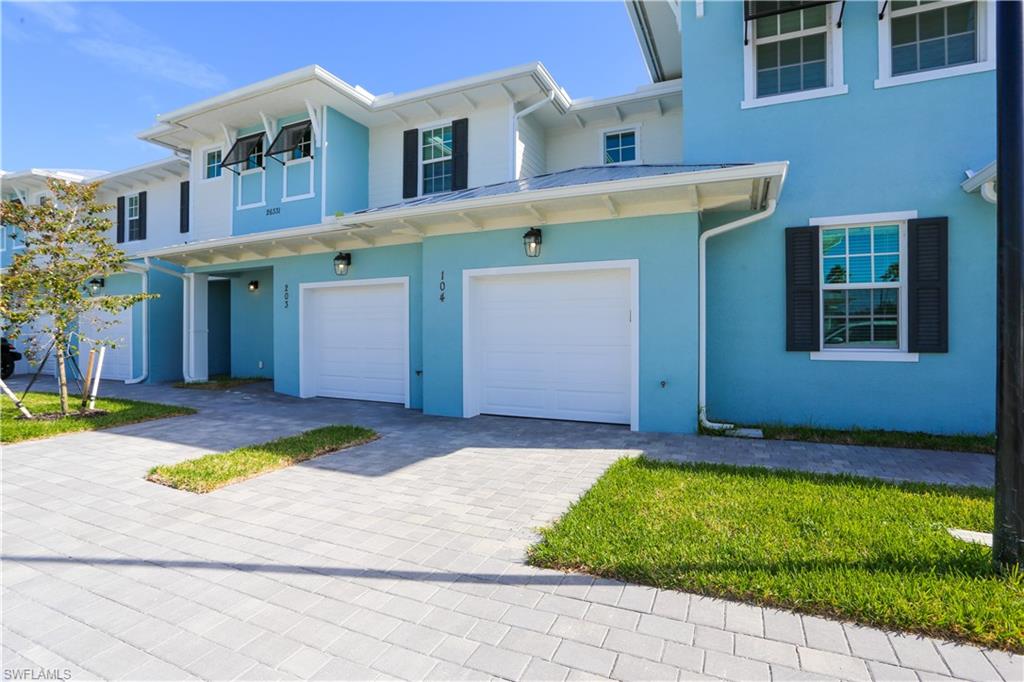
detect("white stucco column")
[183,273,209,382]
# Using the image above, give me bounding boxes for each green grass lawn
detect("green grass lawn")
[172,375,267,390]
[147,425,377,493]
[529,457,1022,652]
[752,423,995,454]
[1,392,195,443]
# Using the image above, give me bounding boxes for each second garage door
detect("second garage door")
[465,266,634,425]
[301,281,408,404]
[79,309,133,381]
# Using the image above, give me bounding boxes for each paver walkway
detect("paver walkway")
[2,379,1014,681]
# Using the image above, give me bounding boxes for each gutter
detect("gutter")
[698,198,779,432]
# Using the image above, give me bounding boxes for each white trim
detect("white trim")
[200,146,225,183]
[811,210,918,226]
[461,259,640,432]
[875,0,995,90]
[601,124,642,165]
[236,167,266,210]
[282,156,315,202]
[810,351,920,362]
[320,105,329,221]
[742,3,846,109]
[810,212,913,359]
[298,276,411,408]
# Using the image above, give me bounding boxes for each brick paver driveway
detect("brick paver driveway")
[2,380,1015,681]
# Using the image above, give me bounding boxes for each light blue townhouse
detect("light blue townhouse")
[5,0,998,437]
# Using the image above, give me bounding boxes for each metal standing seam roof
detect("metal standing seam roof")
[354,164,752,215]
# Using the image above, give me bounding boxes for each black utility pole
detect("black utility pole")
[994,0,1024,571]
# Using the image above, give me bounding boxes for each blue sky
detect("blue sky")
[1,2,649,173]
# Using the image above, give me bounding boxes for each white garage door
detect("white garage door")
[12,317,57,376]
[79,309,133,381]
[466,266,633,425]
[302,281,408,404]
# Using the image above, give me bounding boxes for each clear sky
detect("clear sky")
[1,1,650,173]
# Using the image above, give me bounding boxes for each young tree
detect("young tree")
[0,179,154,415]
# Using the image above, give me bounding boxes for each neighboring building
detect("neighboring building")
[4,0,997,436]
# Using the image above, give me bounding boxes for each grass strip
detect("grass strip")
[147,425,377,493]
[529,457,1022,652]
[2,392,195,443]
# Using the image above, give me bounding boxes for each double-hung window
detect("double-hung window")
[205,149,222,179]
[245,138,264,171]
[421,125,453,195]
[127,194,143,241]
[878,1,993,87]
[604,130,637,164]
[821,223,904,350]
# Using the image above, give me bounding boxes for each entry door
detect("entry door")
[467,267,633,424]
[303,281,408,404]
[79,309,133,381]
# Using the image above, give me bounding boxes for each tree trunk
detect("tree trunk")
[55,342,69,416]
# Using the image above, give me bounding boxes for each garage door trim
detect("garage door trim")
[462,259,639,431]
[298,276,410,406]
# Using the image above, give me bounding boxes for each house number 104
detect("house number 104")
[439,271,446,303]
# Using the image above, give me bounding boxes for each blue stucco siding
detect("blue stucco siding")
[231,108,368,235]
[682,1,996,434]
[228,268,274,379]
[146,266,184,383]
[420,215,700,433]
[324,107,370,217]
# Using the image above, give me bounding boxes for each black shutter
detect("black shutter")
[179,181,190,233]
[138,191,147,240]
[451,118,469,191]
[786,226,820,351]
[402,129,418,199]
[116,196,125,243]
[908,217,948,353]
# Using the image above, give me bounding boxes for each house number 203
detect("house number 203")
[439,271,446,303]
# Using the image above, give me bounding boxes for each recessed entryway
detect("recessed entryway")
[299,277,410,405]
[463,261,638,429]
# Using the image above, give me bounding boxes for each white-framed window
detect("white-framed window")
[603,129,638,164]
[126,193,143,241]
[289,126,312,160]
[245,137,264,171]
[742,3,846,109]
[816,219,911,359]
[876,0,994,89]
[204,149,222,179]
[421,124,453,195]
[282,123,315,202]
[237,136,266,209]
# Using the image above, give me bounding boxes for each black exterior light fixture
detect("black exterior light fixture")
[248,280,259,292]
[523,227,543,258]
[87,278,105,295]
[334,252,352,276]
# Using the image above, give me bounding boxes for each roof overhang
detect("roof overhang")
[1,168,106,198]
[625,0,683,83]
[140,162,787,269]
[93,157,189,196]
[138,63,572,153]
[962,161,997,204]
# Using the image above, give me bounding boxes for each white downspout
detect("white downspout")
[511,93,555,178]
[123,262,149,384]
[698,199,777,431]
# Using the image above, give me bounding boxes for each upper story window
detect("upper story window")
[221,133,266,175]
[742,2,846,109]
[205,149,222,179]
[245,139,263,171]
[291,127,311,160]
[754,5,828,98]
[604,130,637,164]
[127,194,143,241]
[821,223,903,350]
[877,0,993,87]
[421,125,453,195]
[267,121,314,162]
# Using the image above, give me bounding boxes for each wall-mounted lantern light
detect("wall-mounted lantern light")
[248,280,259,292]
[334,252,352,276]
[523,227,543,258]
[88,278,105,295]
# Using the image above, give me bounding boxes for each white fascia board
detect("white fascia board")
[94,157,188,185]
[568,80,682,113]
[962,161,997,192]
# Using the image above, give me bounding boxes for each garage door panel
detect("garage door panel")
[79,310,132,381]
[469,268,632,425]
[304,283,407,404]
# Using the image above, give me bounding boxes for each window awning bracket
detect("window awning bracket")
[836,0,846,27]
[879,0,888,20]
